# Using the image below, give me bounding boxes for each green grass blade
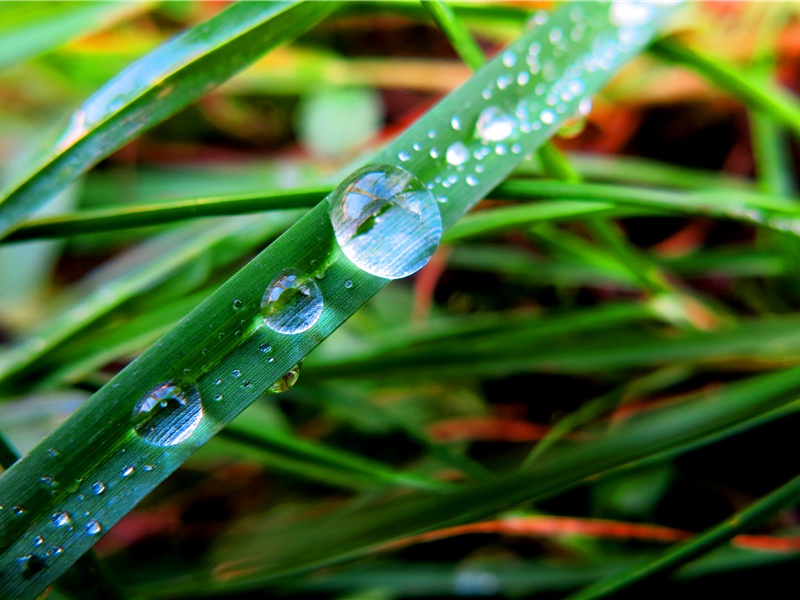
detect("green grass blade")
[172,366,800,593]
[566,473,800,600]
[0,2,145,70]
[0,0,339,239]
[0,4,679,596]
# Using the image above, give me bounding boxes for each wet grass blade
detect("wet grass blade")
[0,0,339,238]
[0,4,679,597]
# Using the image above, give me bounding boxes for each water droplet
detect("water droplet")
[267,363,302,394]
[466,175,479,187]
[49,546,63,557]
[610,0,653,27]
[540,109,556,125]
[579,97,592,116]
[232,299,243,310]
[344,279,353,289]
[446,141,469,166]
[47,448,59,458]
[412,142,421,151]
[267,357,275,363]
[121,466,134,478]
[85,520,102,536]
[427,129,436,139]
[450,116,461,130]
[213,378,222,386]
[496,75,509,90]
[231,369,241,378]
[13,506,24,516]
[214,393,222,402]
[132,382,203,447]
[91,481,105,495]
[259,343,272,353]
[476,106,517,142]
[549,28,563,45]
[261,268,323,334]
[502,51,516,68]
[143,464,153,472]
[39,476,57,490]
[33,536,43,547]
[398,150,411,162]
[329,164,442,279]
[517,72,530,86]
[429,148,439,159]
[241,380,251,388]
[51,512,71,528]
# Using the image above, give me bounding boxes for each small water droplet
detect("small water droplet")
[85,520,102,536]
[267,356,275,363]
[610,0,653,27]
[39,476,57,490]
[412,142,421,151]
[496,75,509,90]
[476,106,517,142]
[121,466,134,478]
[329,164,442,280]
[33,536,43,547]
[540,109,556,125]
[214,393,223,402]
[502,51,516,68]
[13,506,24,516]
[213,378,222,386]
[91,481,105,495]
[549,27,563,45]
[344,279,353,289]
[446,141,469,166]
[132,382,203,447]
[217,332,225,340]
[259,343,272,353]
[241,380,251,388]
[267,363,302,394]
[261,268,323,334]
[450,116,461,130]
[232,299,243,310]
[466,175,479,187]
[429,148,439,159]
[427,129,436,139]
[49,546,63,557]
[398,150,411,162]
[517,72,530,86]
[47,448,60,458]
[578,97,593,116]
[51,512,71,528]
[232,369,241,378]
[143,465,153,472]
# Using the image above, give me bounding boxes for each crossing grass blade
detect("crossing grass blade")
[0,0,339,239]
[0,3,683,596]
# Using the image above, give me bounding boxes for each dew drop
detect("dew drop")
[143,464,153,472]
[132,382,203,447]
[579,97,593,116]
[412,142,421,151]
[429,148,439,159]
[268,363,302,394]
[398,150,411,162]
[51,512,71,528]
[85,520,102,536]
[47,448,59,458]
[450,116,461,130]
[39,476,57,490]
[466,175,479,187]
[259,343,272,353]
[13,506,24,516]
[232,299,243,310]
[344,279,353,289]
[502,51,516,68]
[329,164,442,279]
[214,393,223,402]
[231,369,241,378]
[121,466,134,477]
[213,378,222,386]
[261,268,323,334]
[33,536,43,547]
[540,109,556,125]
[427,129,436,139]
[91,481,105,495]
[549,27,563,44]
[476,106,517,142]
[517,72,530,86]
[446,141,469,166]
[610,0,653,27]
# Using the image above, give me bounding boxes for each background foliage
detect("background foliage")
[1,1,800,599]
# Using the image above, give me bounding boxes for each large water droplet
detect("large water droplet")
[476,106,517,142]
[132,382,203,447]
[268,363,302,394]
[329,164,442,279]
[85,520,102,536]
[261,268,323,334]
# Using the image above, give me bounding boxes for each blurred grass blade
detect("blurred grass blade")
[0,2,145,70]
[188,366,800,592]
[0,3,680,597]
[0,0,339,239]
[567,473,800,599]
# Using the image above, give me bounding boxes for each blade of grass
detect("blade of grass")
[566,473,800,600]
[0,0,339,239]
[0,4,680,596]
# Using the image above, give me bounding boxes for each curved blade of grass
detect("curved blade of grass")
[0,2,146,70]
[567,473,800,600]
[165,365,800,594]
[0,0,339,239]
[0,4,679,597]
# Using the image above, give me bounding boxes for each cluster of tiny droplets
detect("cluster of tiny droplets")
[393,1,664,204]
